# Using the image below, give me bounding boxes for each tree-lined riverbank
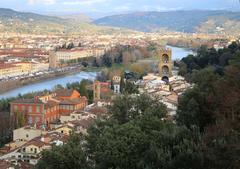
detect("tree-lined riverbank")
[0,46,192,99]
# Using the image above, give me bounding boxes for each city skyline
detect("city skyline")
[0,0,240,17]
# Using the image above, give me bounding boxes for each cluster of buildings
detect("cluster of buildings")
[0,46,194,168]
[0,33,195,168]
[0,32,232,81]
[0,89,108,167]
[137,48,191,116]
[0,61,49,80]
[0,33,150,79]
[49,47,106,68]
[137,74,191,116]
[10,89,88,128]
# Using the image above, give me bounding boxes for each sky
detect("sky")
[0,0,240,17]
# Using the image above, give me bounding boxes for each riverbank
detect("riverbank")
[0,46,192,99]
[0,67,83,94]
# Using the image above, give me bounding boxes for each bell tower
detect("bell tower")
[158,48,173,81]
[93,81,101,101]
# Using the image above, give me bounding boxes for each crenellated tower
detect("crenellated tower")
[158,48,173,81]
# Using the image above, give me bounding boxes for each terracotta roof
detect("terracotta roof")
[70,118,95,129]
[165,94,178,105]
[100,87,112,93]
[87,107,108,116]
[0,63,19,69]
[24,139,46,148]
[41,132,70,143]
[59,98,87,105]
[17,161,34,169]
[11,98,43,104]
[0,160,11,169]
[55,89,75,97]
[45,100,59,108]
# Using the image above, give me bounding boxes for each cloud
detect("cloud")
[62,0,107,5]
[28,0,56,5]
[114,3,132,12]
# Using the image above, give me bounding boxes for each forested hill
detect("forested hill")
[94,10,240,34]
[0,8,132,34]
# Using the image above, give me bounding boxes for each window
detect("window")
[23,148,26,152]
[29,106,32,113]
[30,148,33,152]
[26,134,29,138]
[28,117,32,124]
[14,105,18,112]
[36,106,40,113]
[22,106,26,112]
[35,117,40,123]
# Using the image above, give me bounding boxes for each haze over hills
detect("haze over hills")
[58,13,92,23]
[94,10,240,34]
[0,8,134,35]
[2,8,240,35]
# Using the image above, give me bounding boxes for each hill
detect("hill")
[0,8,134,35]
[94,10,240,34]
[58,13,92,23]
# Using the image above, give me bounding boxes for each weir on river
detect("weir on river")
[0,46,193,99]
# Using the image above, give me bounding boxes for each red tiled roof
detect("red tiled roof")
[0,63,19,69]
[59,98,87,105]
[87,107,108,116]
[11,98,43,104]
[25,139,46,148]
[70,118,95,129]
[0,160,11,168]
[55,89,76,97]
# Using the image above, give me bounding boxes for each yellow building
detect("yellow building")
[49,48,105,68]
[0,63,22,79]
[0,62,33,79]
[13,126,42,142]
[16,62,32,74]
[20,140,51,165]
[54,125,73,135]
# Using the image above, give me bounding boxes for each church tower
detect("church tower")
[93,81,101,101]
[112,76,121,94]
[158,48,173,81]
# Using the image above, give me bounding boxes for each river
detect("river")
[0,46,192,99]
[167,45,194,60]
[0,72,97,99]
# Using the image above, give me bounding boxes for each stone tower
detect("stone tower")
[112,76,121,94]
[158,48,173,80]
[93,81,101,101]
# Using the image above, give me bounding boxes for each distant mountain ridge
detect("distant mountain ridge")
[0,8,133,34]
[2,8,240,35]
[0,8,67,24]
[94,10,240,34]
[58,13,92,23]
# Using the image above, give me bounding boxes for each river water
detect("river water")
[0,46,192,99]
[0,72,97,99]
[167,45,194,60]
